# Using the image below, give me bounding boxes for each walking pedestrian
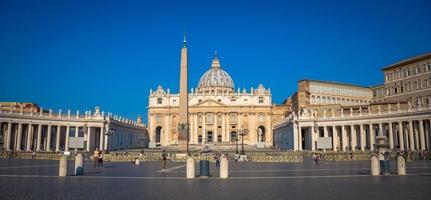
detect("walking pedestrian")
[215,153,220,167]
[313,153,320,165]
[161,150,167,171]
[98,151,104,168]
[31,151,36,159]
[93,148,100,168]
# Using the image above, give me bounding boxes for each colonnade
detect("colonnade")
[293,119,430,152]
[0,122,106,152]
[0,107,148,152]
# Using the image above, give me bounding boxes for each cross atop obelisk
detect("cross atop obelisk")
[178,34,189,152]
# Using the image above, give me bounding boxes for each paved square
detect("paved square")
[0,158,431,200]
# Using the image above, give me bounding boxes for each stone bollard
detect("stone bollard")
[186,157,195,179]
[59,156,68,177]
[371,156,380,176]
[397,156,406,175]
[75,153,84,176]
[220,156,229,179]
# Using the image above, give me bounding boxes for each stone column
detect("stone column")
[425,120,430,150]
[75,126,79,137]
[378,123,383,136]
[298,125,302,151]
[214,114,218,143]
[388,122,394,149]
[221,113,225,142]
[192,114,197,144]
[226,114,230,142]
[104,132,109,151]
[342,125,347,151]
[36,124,42,151]
[408,120,415,150]
[414,121,419,151]
[55,126,61,152]
[370,124,375,151]
[332,126,338,151]
[323,126,328,137]
[26,124,33,151]
[293,122,298,151]
[99,126,104,150]
[5,122,12,151]
[419,120,425,150]
[65,126,70,151]
[202,114,206,143]
[16,123,22,151]
[350,125,356,151]
[404,125,409,149]
[360,124,365,151]
[398,122,404,150]
[46,125,52,151]
[311,125,316,151]
[86,126,91,151]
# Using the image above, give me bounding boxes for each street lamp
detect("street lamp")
[235,134,239,154]
[105,128,114,152]
[238,126,249,155]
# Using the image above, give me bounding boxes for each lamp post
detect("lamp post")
[235,133,239,154]
[238,126,249,155]
[105,128,114,152]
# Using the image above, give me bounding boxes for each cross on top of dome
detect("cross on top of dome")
[211,50,221,68]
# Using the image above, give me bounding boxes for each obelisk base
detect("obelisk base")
[178,128,188,153]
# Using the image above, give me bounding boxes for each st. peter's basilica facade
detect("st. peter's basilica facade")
[147,51,287,148]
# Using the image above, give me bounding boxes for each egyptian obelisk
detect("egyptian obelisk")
[178,35,189,152]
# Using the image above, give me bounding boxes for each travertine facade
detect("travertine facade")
[0,103,148,152]
[148,45,279,148]
[381,52,431,105]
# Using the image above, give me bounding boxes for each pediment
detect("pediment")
[192,98,225,107]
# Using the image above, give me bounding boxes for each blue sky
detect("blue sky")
[1,0,430,122]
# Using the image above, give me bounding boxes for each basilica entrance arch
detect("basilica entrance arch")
[207,131,213,143]
[155,126,162,144]
[257,126,266,142]
[230,131,237,142]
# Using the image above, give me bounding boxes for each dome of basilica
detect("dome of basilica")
[197,55,235,93]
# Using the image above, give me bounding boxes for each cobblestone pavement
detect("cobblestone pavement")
[0,158,430,200]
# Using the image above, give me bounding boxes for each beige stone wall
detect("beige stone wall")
[382,55,431,105]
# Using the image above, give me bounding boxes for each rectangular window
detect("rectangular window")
[157,98,162,104]
[259,97,264,103]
